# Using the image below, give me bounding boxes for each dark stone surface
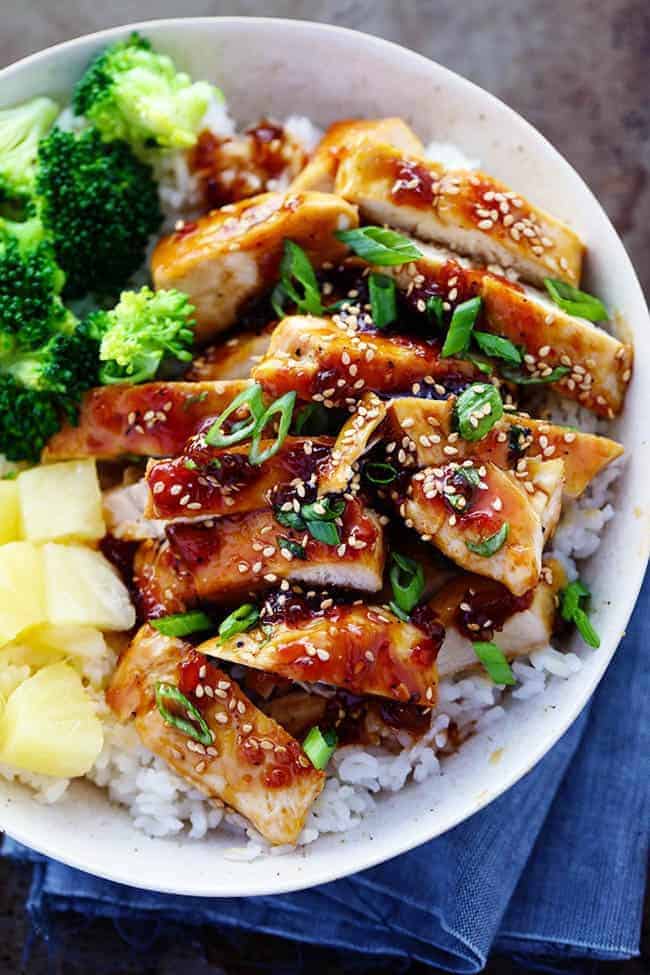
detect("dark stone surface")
[1,2,648,972]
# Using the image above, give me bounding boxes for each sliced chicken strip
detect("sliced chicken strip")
[335,142,584,287]
[146,436,334,521]
[252,315,481,406]
[185,326,275,382]
[317,393,387,495]
[107,625,324,845]
[104,479,166,542]
[403,461,548,595]
[433,563,564,678]
[43,380,251,461]
[137,499,386,609]
[377,239,631,417]
[291,117,424,193]
[387,396,622,498]
[151,191,358,342]
[200,602,439,706]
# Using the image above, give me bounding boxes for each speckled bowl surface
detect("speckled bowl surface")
[1,17,648,897]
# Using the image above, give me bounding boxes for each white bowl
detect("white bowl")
[1,17,648,897]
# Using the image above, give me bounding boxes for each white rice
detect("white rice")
[0,106,625,857]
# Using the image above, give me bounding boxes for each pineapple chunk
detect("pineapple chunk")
[0,542,45,647]
[43,544,135,631]
[0,480,21,544]
[0,642,61,672]
[0,661,103,777]
[18,460,104,543]
[28,624,108,661]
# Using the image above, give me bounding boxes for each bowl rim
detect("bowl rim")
[0,15,648,897]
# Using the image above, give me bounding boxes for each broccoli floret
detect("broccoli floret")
[36,126,162,298]
[0,97,59,206]
[73,32,218,155]
[88,286,195,384]
[0,375,61,462]
[0,216,67,352]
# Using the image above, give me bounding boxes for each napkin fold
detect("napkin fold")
[3,570,648,973]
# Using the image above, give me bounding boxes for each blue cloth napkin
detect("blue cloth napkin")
[3,568,649,973]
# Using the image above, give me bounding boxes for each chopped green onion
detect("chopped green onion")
[292,402,335,435]
[275,240,323,316]
[560,579,600,648]
[306,520,340,545]
[501,365,570,386]
[184,458,198,471]
[335,226,422,266]
[457,465,482,488]
[368,272,397,328]
[209,458,222,470]
[271,283,288,319]
[218,603,260,642]
[277,536,306,559]
[426,295,445,328]
[303,726,338,770]
[300,497,345,522]
[275,507,307,532]
[151,611,213,638]
[364,461,397,485]
[249,391,296,465]
[473,331,522,365]
[441,297,482,357]
[155,682,213,746]
[544,278,608,322]
[472,642,516,685]
[463,353,494,375]
[390,551,425,614]
[508,424,532,457]
[454,383,504,441]
[205,383,265,448]
[389,601,411,623]
[466,522,509,557]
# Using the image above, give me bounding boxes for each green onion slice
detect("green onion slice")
[218,603,260,642]
[336,226,422,266]
[305,520,340,545]
[300,497,345,522]
[368,272,397,328]
[466,522,509,557]
[155,682,213,746]
[426,295,445,328]
[454,383,504,441]
[472,642,516,685]
[364,461,397,485]
[249,391,296,465]
[151,611,213,638]
[501,365,570,386]
[292,402,335,435]
[276,240,323,316]
[275,507,306,532]
[441,296,482,357]
[277,535,306,559]
[389,601,411,623]
[559,578,600,648]
[544,278,608,322]
[473,331,522,365]
[205,384,265,448]
[390,551,425,614]
[303,726,338,770]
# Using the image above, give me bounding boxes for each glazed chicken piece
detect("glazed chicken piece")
[151,191,358,342]
[190,120,310,208]
[146,436,334,521]
[290,117,424,193]
[43,381,252,461]
[200,601,439,706]
[403,460,563,595]
[317,393,387,495]
[107,625,324,845]
[135,499,386,612]
[387,397,623,498]
[379,239,631,418]
[335,142,584,287]
[433,563,564,678]
[185,326,275,381]
[104,479,165,542]
[252,315,481,406]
